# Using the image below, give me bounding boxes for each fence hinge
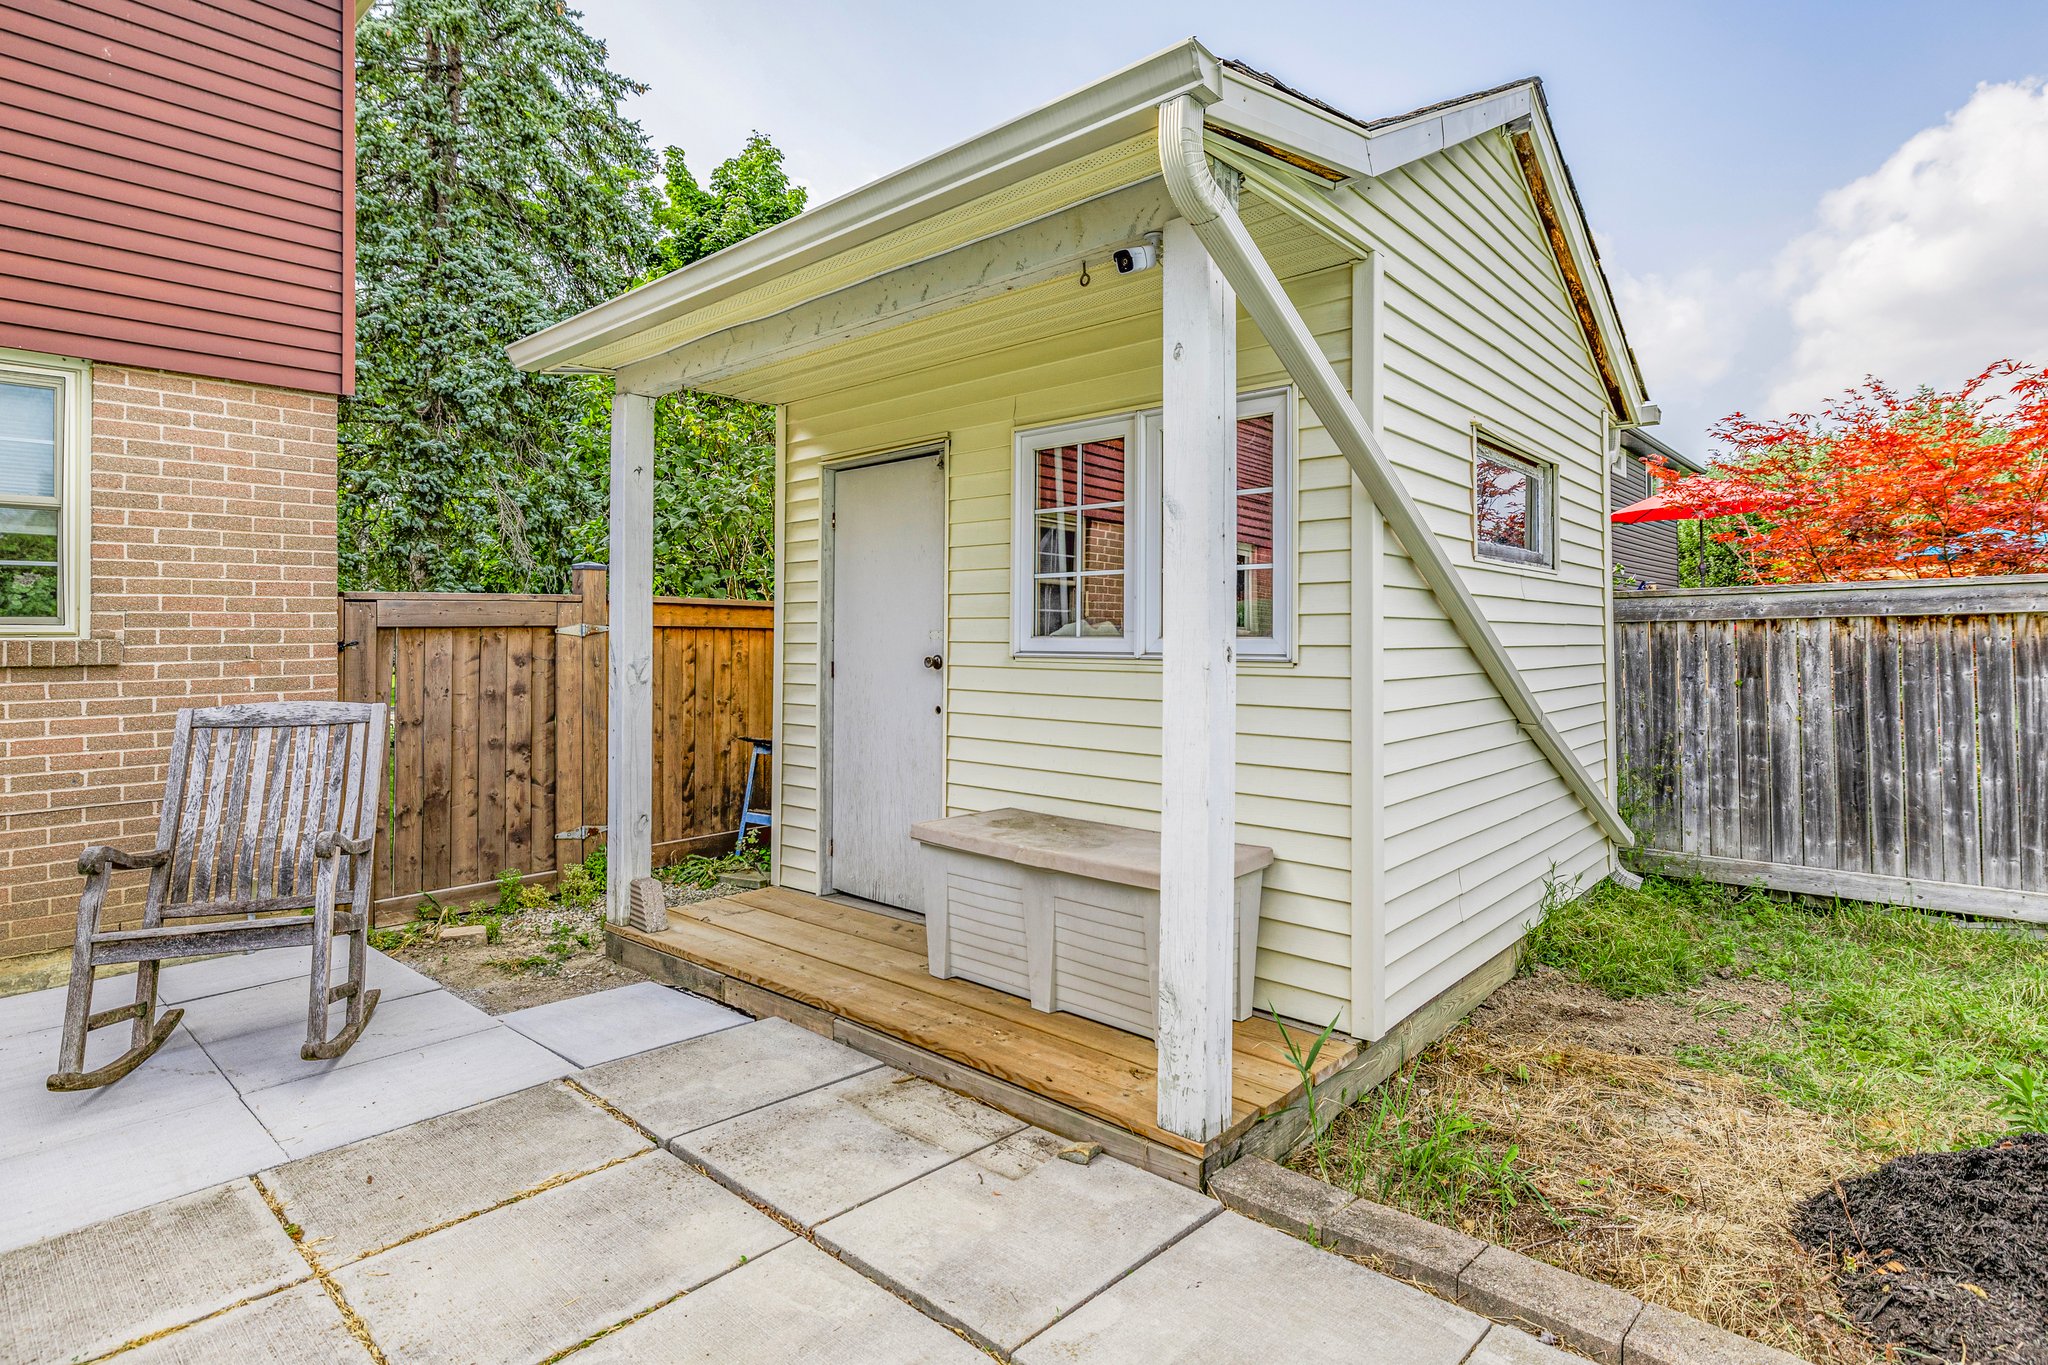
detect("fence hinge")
[555,623,609,638]
[555,825,607,840]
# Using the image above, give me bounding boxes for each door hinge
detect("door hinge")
[555,623,609,638]
[830,660,835,678]
[555,825,607,840]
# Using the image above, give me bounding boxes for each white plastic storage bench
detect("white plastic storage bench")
[908,807,1273,1038]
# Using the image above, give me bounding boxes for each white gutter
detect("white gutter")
[1156,94,1633,848]
[511,40,1223,375]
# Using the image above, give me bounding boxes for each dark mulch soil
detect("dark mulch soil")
[1794,1134,2048,1363]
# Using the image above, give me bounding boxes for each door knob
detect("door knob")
[923,654,944,670]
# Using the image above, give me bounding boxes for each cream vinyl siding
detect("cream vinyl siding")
[1347,134,1616,1025]
[772,128,1622,1037]
[776,205,1359,1029]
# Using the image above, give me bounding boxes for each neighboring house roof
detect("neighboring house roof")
[1621,427,1709,476]
[509,38,1652,425]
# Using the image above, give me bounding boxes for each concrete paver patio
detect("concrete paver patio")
[0,983,1583,1365]
[0,948,742,1250]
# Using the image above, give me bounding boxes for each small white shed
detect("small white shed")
[513,40,1649,1154]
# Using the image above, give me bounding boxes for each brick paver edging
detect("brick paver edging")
[1209,1158,1805,1365]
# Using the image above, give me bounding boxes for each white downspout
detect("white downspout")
[1155,95,1633,848]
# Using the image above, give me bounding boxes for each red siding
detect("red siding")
[0,0,354,395]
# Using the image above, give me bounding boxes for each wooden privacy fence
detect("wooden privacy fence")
[1615,577,2048,922]
[337,565,773,918]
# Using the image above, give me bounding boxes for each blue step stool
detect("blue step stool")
[737,736,772,845]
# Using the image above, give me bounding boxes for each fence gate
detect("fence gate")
[337,566,773,919]
[1616,577,2048,922]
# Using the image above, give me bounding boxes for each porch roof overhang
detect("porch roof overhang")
[507,39,1650,426]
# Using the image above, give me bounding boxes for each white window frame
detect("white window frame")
[0,348,91,640]
[1471,432,1555,572]
[1010,387,1295,661]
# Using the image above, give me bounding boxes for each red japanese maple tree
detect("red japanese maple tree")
[1657,362,2048,582]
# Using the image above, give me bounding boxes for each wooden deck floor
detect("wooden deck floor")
[608,887,1358,1172]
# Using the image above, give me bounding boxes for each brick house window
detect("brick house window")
[1012,389,1293,659]
[0,349,90,638]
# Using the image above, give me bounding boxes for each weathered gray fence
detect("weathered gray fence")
[1615,577,2048,922]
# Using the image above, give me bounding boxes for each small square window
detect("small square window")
[1473,439,1554,569]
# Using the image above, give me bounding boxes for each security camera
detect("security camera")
[1113,235,1161,273]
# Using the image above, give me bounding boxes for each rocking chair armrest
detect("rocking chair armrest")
[314,832,374,860]
[77,845,169,877]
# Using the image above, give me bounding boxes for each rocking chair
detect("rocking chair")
[48,701,390,1091]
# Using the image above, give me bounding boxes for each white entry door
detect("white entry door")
[828,452,946,911]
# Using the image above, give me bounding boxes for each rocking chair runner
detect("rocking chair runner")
[48,701,390,1091]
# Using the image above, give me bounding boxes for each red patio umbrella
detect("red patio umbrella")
[1610,485,1779,523]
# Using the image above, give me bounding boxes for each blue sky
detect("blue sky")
[579,1,2048,460]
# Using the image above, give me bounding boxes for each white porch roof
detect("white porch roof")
[508,38,1648,424]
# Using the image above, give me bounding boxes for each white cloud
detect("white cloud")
[1611,265,1749,397]
[1768,79,2048,412]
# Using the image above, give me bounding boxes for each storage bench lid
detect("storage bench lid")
[909,807,1274,891]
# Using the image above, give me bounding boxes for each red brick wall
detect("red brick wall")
[0,365,336,956]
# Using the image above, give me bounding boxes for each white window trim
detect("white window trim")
[1470,429,1557,574]
[0,348,91,640]
[1011,387,1295,661]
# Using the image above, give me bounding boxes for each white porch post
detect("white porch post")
[1156,212,1238,1142]
[606,389,656,925]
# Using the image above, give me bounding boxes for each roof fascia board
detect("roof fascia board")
[1355,85,1533,176]
[510,39,1223,376]
[1507,111,1647,421]
[1209,71,1535,184]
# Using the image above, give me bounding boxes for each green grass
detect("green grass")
[1528,874,2048,1152]
[1324,1069,1549,1221]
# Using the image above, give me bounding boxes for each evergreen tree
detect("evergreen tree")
[343,0,656,591]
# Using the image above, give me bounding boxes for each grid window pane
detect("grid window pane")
[1235,413,1274,491]
[1035,577,1077,636]
[1078,572,1124,636]
[1035,443,1078,510]
[0,382,57,499]
[0,503,59,621]
[1237,567,1274,638]
[1080,509,1124,575]
[1476,451,1532,550]
[1076,439,1126,508]
[1234,489,1273,569]
[1034,511,1078,574]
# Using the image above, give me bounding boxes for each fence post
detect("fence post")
[338,597,378,702]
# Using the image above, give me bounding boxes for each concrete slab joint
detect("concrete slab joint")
[1458,1244,1644,1365]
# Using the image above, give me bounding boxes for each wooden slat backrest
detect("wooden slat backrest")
[156,702,390,917]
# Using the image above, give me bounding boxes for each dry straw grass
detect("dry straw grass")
[1310,971,1876,1363]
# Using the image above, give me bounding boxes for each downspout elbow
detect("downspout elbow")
[1157,94,1227,228]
